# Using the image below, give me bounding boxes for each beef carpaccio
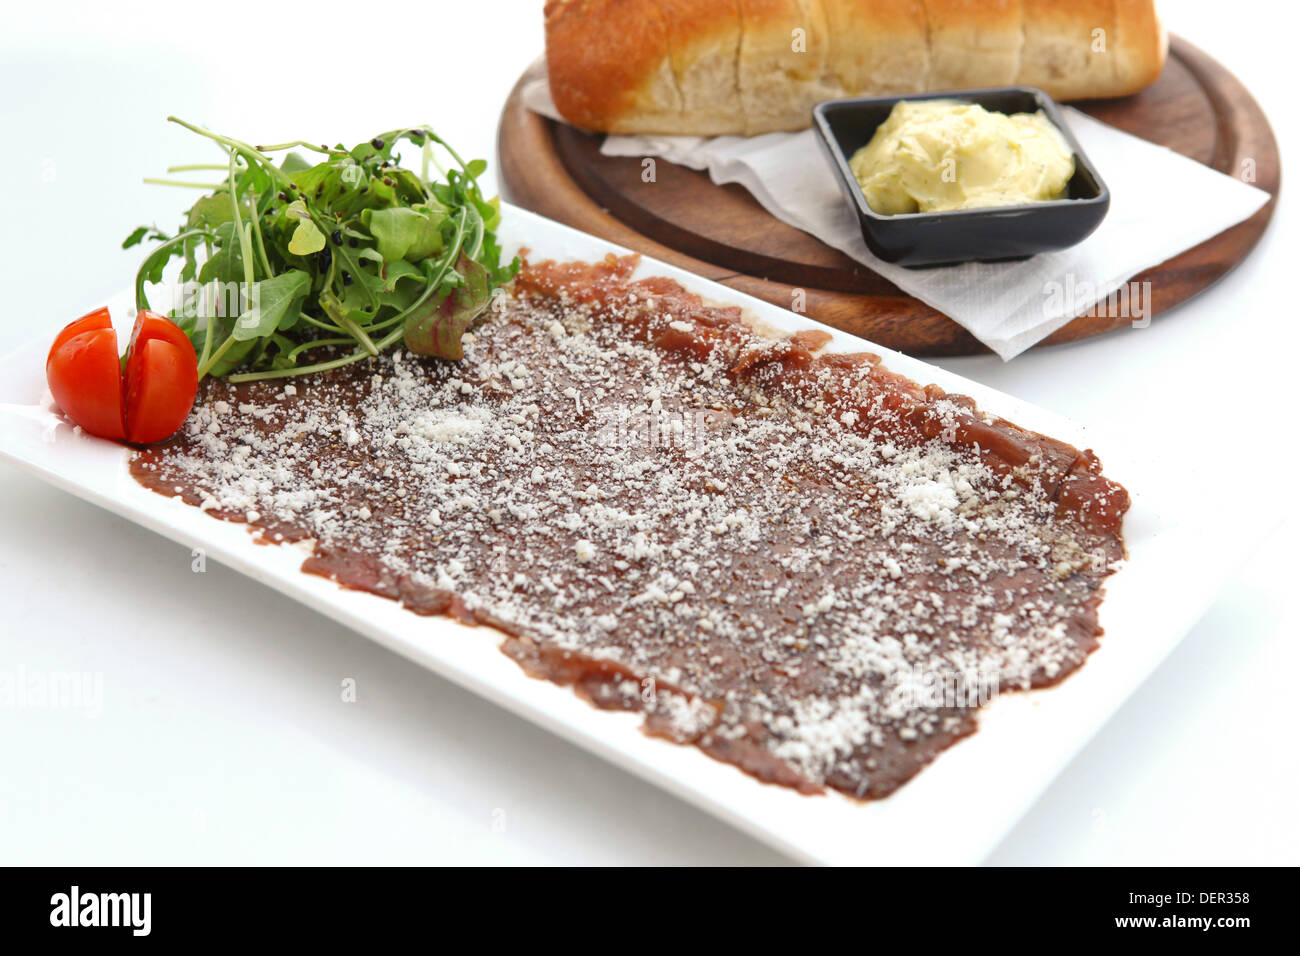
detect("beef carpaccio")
[132,254,1129,799]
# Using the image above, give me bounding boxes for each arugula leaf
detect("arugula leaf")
[284,201,326,255]
[122,225,167,250]
[288,218,326,256]
[186,192,237,231]
[197,222,246,285]
[280,152,312,174]
[362,206,444,262]
[232,270,311,341]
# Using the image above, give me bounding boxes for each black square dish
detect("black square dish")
[812,87,1109,267]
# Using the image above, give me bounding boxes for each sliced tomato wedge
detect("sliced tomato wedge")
[123,311,198,444]
[46,308,126,441]
[50,306,114,353]
[128,308,195,358]
[46,308,198,445]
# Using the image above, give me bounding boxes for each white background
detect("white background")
[1,0,1295,865]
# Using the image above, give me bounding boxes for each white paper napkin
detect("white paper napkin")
[521,62,1270,359]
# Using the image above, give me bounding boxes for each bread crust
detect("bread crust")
[824,0,929,97]
[545,0,1167,134]
[1112,0,1168,95]
[543,0,677,132]
[1019,0,1115,100]
[924,0,1025,91]
[739,1,840,133]
[659,0,745,135]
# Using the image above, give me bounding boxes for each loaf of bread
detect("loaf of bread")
[544,0,1167,135]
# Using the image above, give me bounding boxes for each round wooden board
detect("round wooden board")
[497,36,1279,356]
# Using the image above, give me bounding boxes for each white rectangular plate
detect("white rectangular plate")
[0,203,1248,865]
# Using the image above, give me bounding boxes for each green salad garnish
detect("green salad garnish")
[125,117,519,382]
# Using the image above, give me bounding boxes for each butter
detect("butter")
[849,100,1075,215]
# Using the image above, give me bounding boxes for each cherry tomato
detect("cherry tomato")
[45,308,126,441]
[123,311,198,443]
[46,308,198,445]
